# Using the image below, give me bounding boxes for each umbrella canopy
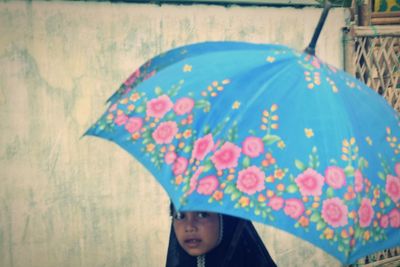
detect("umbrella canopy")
[85,41,400,264]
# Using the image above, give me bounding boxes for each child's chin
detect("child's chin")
[184,247,210,257]
[184,249,204,257]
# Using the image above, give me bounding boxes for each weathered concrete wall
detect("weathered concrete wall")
[0,1,349,266]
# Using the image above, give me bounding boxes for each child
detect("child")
[166,203,277,267]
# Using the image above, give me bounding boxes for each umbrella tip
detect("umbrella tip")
[304,1,332,56]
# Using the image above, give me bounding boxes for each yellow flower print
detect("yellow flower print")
[258,194,266,202]
[107,113,114,121]
[204,79,230,98]
[119,98,129,104]
[323,228,334,239]
[277,140,286,149]
[341,229,349,239]
[146,143,155,152]
[183,130,192,138]
[266,190,274,197]
[266,56,275,63]
[260,105,279,132]
[132,132,141,140]
[175,175,183,185]
[266,175,275,183]
[314,72,321,85]
[130,92,140,102]
[271,124,279,130]
[363,231,371,241]
[213,191,223,201]
[239,196,250,207]
[274,168,285,179]
[276,183,285,191]
[386,127,399,154]
[299,216,309,227]
[183,64,192,72]
[341,137,358,162]
[128,104,135,111]
[232,101,241,109]
[346,81,356,88]
[305,128,314,138]
[365,136,372,146]
[326,77,339,93]
[270,104,278,112]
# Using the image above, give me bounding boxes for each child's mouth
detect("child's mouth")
[184,238,202,248]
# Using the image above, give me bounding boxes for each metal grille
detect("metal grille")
[353,34,400,111]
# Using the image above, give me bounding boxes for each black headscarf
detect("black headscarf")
[166,206,277,267]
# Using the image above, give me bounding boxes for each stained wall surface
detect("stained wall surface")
[0,1,349,266]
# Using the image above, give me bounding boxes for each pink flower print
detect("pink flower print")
[146,95,173,119]
[386,174,400,203]
[389,208,400,228]
[108,103,117,112]
[145,70,156,80]
[358,198,374,228]
[152,121,178,144]
[173,157,188,176]
[115,113,128,126]
[242,136,264,158]
[211,142,241,171]
[197,175,219,195]
[125,117,143,133]
[325,166,346,189]
[124,69,140,86]
[236,166,266,195]
[395,163,400,177]
[165,151,177,165]
[321,197,348,228]
[312,58,321,69]
[269,196,284,211]
[380,214,389,228]
[295,168,324,197]
[173,97,195,116]
[354,169,364,193]
[192,134,214,161]
[186,166,204,195]
[284,198,305,219]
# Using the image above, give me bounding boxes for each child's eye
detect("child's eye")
[174,212,185,220]
[197,212,209,219]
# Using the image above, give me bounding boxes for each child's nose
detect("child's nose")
[184,215,198,232]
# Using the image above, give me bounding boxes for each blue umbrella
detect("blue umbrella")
[85,5,400,265]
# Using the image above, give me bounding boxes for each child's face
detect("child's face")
[173,211,220,256]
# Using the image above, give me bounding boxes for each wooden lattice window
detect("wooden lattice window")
[344,26,400,112]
